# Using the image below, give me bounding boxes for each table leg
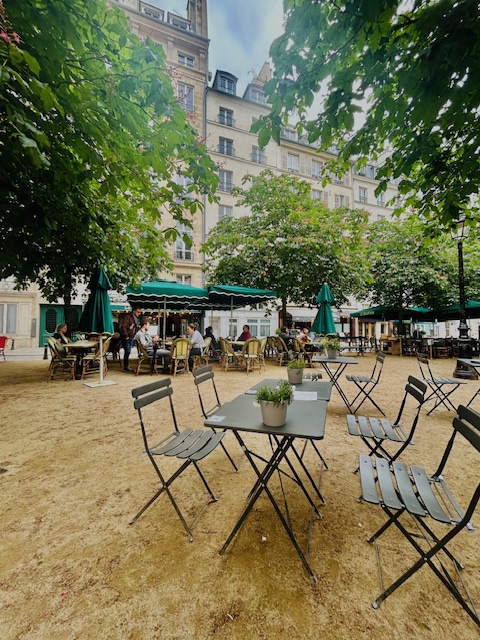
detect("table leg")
[220,433,318,582]
[321,363,352,410]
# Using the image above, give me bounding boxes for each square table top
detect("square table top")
[205,393,328,440]
[458,358,480,367]
[311,355,358,365]
[244,378,333,401]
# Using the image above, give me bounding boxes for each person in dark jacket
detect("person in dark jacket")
[119,306,142,371]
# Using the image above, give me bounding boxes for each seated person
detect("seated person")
[134,321,170,373]
[187,322,206,366]
[237,324,253,342]
[53,323,72,344]
[278,325,292,348]
[298,327,311,343]
[204,326,219,352]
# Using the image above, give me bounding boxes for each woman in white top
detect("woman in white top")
[186,322,206,358]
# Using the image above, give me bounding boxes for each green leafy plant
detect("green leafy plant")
[256,381,294,406]
[287,358,306,369]
[324,336,341,351]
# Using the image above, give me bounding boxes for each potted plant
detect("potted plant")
[255,380,294,427]
[287,358,306,384]
[324,336,341,359]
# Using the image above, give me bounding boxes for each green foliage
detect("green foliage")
[0,0,218,302]
[287,358,306,369]
[256,380,294,406]
[202,170,370,318]
[324,336,340,351]
[257,0,480,224]
[365,217,480,310]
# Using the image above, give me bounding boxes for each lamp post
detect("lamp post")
[451,216,475,379]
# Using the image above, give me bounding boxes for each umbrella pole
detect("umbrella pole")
[84,334,117,388]
[230,298,233,339]
[163,299,167,344]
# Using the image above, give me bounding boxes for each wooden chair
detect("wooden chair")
[81,334,112,379]
[240,338,262,374]
[192,336,211,371]
[47,337,76,381]
[275,336,290,366]
[219,337,242,372]
[169,338,191,376]
[135,340,158,376]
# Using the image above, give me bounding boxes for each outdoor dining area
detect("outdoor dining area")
[2,278,479,638]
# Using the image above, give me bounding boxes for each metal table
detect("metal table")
[205,390,329,581]
[310,355,358,410]
[458,358,480,406]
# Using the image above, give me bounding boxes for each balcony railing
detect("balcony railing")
[218,144,235,156]
[218,113,235,127]
[251,152,266,164]
[175,250,194,261]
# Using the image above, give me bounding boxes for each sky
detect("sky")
[149,0,285,93]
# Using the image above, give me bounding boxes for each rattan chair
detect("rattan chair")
[169,338,191,376]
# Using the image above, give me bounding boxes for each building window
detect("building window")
[219,107,234,126]
[311,159,322,178]
[140,3,164,20]
[218,137,234,156]
[219,75,235,94]
[287,153,299,172]
[176,274,192,286]
[168,13,190,30]
[376,193,385,206]
[251,146,266,164]
[177,52,194,68]
[175,223,194,261]
[250,88,265,105]
[177,82,194,112]
[246,319,271,338]
[219,205,233,220]
[0,303,17,334]
[281,128,297,141]
[332,174,344,184]
[358,187,367,203]
[334,194,350,207]
[218,170,233,192]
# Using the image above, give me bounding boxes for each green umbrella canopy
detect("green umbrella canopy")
[426,300,480,320]
[311,283,336,334]
[206,284,277,308]
[126,280,209,310]
[350,305,430,321]
[78,267,114,333]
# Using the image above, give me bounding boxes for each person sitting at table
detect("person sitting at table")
[298,327,311,343]
[278,326,293,348]
[203,326,219,352]
[237,324,252,342]
[53,323,71,344]
[187,322,206,366]
[134,321,170,373]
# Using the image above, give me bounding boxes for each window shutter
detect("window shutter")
[323,191,329,206]
[344,171,351,186]
[299,154,306,175]
[345,196,350,207]
[334,194,340,207]
[281,149,288,170]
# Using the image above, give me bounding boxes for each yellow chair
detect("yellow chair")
[219,337,242,372]
[169,338,191,376]
[135,341,158,376]
[192,336,211,371]
[241,338,262,374]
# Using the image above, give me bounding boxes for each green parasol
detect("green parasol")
[311,283,336,334]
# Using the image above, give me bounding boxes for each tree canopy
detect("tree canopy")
[0,0,218,303]
[365,217,480,313]
[255,0,480,225]
[201,170,369,321]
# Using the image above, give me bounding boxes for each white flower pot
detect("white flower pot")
[260,400,288,427]
[287,368,303,384]
[327,349,338,359]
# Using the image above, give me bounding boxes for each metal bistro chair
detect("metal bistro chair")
[169,337,191,376]
[417,355,467,415]
[358,404,480,627]
[347,376,427,465]
[346,352,386,416]
[192,365,240,472]
[0,336,7,360]
[130,378,225,540]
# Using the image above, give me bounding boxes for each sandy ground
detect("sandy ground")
[0,351,479,640]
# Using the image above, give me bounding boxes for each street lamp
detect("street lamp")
[451,215,475,379]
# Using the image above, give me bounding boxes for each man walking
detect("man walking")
[119,306,142,371]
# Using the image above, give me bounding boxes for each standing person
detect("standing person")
[119,306,142,372]
[187,322,205,367]
[134,320,170,373]
[237,324,252,342]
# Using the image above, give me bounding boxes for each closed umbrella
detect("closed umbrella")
[311,283,336,335]
[79,267,114,334]
[79,267,116,388]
